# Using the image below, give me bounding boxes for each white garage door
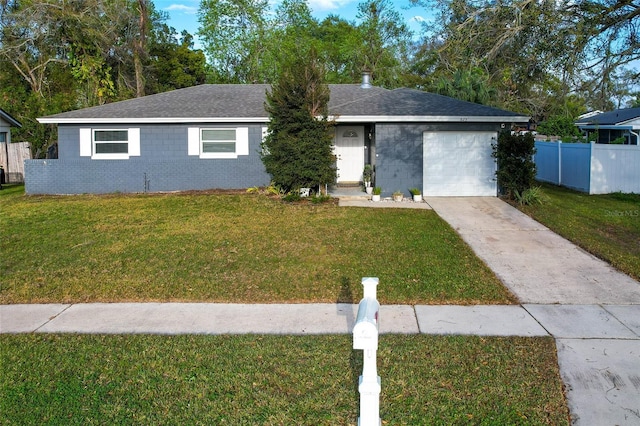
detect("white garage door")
[423,131,497,196]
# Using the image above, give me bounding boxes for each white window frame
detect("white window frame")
[261,126,270,156]
[188,126,249,159]
[79,128,140,160]
[200,128,237,159]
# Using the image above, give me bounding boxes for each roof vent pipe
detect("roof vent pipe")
[361,72,372,89]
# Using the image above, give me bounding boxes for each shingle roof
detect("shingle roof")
[38,84,528,123]
[42,85,272,120]
[576,108,640,126]
[327,84,389,109]
[331,88,525,118]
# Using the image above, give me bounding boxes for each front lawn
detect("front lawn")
[517,183,640,281]
[0,186,513,304]
[0,334,568,425]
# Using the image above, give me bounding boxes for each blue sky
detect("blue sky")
[154,0,430,47]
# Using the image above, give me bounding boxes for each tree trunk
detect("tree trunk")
[134,0,148,97]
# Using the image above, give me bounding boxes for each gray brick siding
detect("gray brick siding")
[374,123,503,197]
[27,121,507,195]
[26,123,271,194]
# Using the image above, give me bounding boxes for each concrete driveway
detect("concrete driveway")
[424,197,640,305]
[424,197,640,425]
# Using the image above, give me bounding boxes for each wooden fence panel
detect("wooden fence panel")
[0,142,31,183]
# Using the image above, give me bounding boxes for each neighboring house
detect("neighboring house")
[575,108,640,145]
[30,76,529,196]
[0,108,21,143]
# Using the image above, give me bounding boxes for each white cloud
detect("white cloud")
[307,0,355,12]
[411,15,426,23]
[164,3,198,14]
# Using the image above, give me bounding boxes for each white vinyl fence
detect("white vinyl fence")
[534,141,640,194]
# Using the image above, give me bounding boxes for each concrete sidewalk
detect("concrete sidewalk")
[2,302,638,338]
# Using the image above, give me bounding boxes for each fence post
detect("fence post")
[558,140,562,185]
[353,277,381,426]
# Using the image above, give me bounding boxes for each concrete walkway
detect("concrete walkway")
[2,197,640,425]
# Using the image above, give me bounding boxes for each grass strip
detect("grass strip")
[0,334,568,425]
[1,187,512,304]
[517,183,640,281]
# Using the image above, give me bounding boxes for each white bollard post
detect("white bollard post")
[353,277,381,426]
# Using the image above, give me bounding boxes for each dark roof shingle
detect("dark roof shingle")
[578,108,640,126]
[44,85,271,120]
[332,88,525,117]
[39,84,527,122]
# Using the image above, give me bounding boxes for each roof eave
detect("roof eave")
[38,114,531,125]
[577,124,639,130]
[1,110,22,127]
[332,115,530,123]
[37,117,270,125]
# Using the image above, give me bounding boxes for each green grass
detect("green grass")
[516,183,640,281]
[0,334,568,425]
[0,185,512,304]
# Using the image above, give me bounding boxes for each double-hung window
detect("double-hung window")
[95,130,129,155]
[188,127,249,159]
[79,128,140,159]
[202,129,236,155]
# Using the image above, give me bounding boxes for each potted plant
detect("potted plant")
[363,165,373,194]
[392,190,404,202]
[371,186,382,202]
[409,187,422,202]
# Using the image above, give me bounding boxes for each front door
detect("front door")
[334,126,365,183]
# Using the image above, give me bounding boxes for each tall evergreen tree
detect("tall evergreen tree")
[261,49,336,193]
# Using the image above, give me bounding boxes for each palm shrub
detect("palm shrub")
[261,48,336,193]
[514,186,544,205]
[492,131,537,200]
